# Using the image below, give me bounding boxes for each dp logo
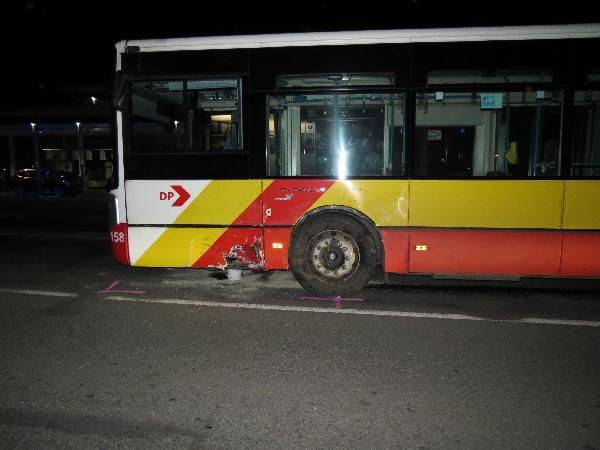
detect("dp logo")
[159,185,190,207]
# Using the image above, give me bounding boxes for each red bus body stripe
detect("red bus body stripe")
[560,232,600,277]
[406,229,562,276]
[192,180,335,269]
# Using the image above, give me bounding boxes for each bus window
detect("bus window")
[130,79,241,153]
[267,93,406,177]
[414,90,562,178]
[131,81,186,154]
[570,90,600,177]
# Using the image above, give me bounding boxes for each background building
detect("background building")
[0,84,112,191]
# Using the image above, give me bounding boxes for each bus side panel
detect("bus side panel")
[262,179,410,227]
[408,180,564,229]
[125,180,263,226]
[193,228,264,269]
[125,180,265,268]
[260,180,410,271]
[308,180,410,227]
[408,180,564,275]
[562,181,600,230]
[262,179,336,226]
[263,227,292,270]
[560,232,600,277]
[380,229,410,273]
[560,181,600,277]
[129,226,227,267]
[409,230,561,276]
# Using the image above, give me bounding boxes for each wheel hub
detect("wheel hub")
[322,244,344,270]
[309,230,358,280]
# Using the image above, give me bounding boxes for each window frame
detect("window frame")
[567,84,600,179]
[264,86,410,179]
[410,84,565,180]
[127,75,246,156]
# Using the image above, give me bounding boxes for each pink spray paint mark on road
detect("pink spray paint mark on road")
[299,295,364,309]
[98,280,146,295]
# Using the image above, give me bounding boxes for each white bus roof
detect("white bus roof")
[115,23,600,70]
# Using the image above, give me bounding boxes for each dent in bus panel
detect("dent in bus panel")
[267,92,406,178]
[414,90,562,178]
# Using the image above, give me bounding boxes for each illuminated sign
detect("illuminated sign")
[480,93,504,110]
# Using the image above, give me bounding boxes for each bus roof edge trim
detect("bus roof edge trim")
[116,24,600,58]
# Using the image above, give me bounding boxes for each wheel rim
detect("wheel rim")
[306,229,360,282]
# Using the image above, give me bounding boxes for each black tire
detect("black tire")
[289,214,377,296]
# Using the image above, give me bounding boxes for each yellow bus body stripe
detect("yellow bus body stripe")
[563,180,600,229]
[309,180,410,226]
[173,180,263,225]
[134,228,226,267]
[408,180,564,229]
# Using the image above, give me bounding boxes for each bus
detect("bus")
[109,24,600,295]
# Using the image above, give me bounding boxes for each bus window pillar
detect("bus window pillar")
[530,103,543,177]
[283,107,301,176]
[383,101,392,175]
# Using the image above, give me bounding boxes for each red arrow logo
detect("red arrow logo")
[171,185,190,207]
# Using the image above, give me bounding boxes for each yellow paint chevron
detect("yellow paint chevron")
[173,180,263,225]
[134,227,226,267]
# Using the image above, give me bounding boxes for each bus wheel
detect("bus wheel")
[289,214,377,296]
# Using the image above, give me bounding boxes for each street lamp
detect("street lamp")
[90,96,97,105]
[75,121,86,191]
[30,122,40,195]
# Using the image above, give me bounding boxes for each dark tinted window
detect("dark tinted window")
[130,79,242,154]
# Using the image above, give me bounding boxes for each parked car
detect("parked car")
[14,168,81,195]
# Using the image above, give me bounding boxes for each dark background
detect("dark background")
[1,0,600,107]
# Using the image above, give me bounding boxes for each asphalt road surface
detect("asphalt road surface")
[0,229,599,449]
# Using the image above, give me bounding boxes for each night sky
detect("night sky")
[1,0,599,106]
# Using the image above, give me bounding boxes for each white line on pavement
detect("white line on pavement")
[0,288,79,298]
[103,295,600,328]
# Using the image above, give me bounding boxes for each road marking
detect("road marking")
[98,280,146,294]
[103,295,600,328]
[0,288,78,298]
[520,317,600,327]
[300,295,363,309]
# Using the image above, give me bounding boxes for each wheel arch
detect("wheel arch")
[291,205,384,265]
